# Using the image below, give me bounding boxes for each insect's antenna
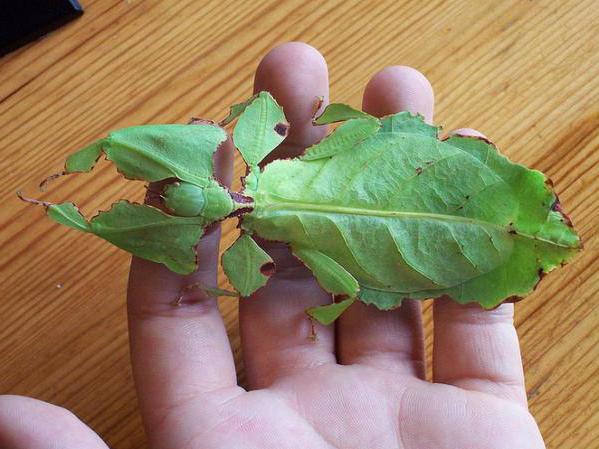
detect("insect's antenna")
[16,191,52,207]
[39,171,67,191]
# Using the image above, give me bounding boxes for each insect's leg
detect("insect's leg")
[172,283,202,306]
[292,247,360,325]
[173,282,237,306]
[222,234,274,297]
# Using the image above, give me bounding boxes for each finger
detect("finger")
[362,65,434,123]
[433,127,527,406]
[239,42,336,389]
[127,136,241,442]
[0,395,108,449]
[433,299,527,405]
[446,127,486,139]
[337,66,434,377]
[255,42,329,162]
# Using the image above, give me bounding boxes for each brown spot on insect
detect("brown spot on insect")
[333,293,349,302]
[532,268,548,291]
[551,196,574,227]
[274,122,289,136]
[228,206,254,218]
[308,316,318,342]
[188,117,216,126]
[230,191,253,204]
[415,167,423,175]
[259,261,276,277]
[506,221,518,235]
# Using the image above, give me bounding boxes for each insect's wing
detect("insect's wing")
[242,112,581,311]
[221,234,274,296]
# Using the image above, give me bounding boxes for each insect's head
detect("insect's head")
[163,181,234,221]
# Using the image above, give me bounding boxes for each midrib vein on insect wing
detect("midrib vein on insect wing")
[258,198,573,248]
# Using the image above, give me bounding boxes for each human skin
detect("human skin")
[0,42,546,449]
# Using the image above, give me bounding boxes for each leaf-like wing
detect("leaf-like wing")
[62,124,227,186]
[222,234,274,296]
[233,91,288,167]
[242,115,581,311]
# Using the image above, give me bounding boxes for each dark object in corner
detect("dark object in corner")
[0,0,83,57]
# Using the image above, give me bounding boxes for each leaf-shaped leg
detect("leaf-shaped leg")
[222,234,275,297]
[379,111,439,137]
[232,91,289,167]
[173,283,237,306]
[313,103,375,124]
[28,200,210,275]
[301,117,381,161]
[42,123,228,188]
[359,286,405,310]
[89,201,208,275]
[292,248,360,325]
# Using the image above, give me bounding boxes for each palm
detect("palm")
[0,43,545,449]
[155,364,538,449]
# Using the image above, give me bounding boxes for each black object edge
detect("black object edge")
[0,0,84,57]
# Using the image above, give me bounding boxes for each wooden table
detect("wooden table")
[1,1,597,447]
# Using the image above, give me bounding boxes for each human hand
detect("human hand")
[0,42,546,449]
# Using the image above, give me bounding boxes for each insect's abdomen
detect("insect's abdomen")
[241,133,524,293]
[242,203,514,293]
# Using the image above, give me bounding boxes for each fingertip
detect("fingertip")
[447,128,488,139]
[363,65,434,122]
[254,42,329,147]
[434,297,515,325]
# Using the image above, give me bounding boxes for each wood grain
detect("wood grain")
[0,1,597,448]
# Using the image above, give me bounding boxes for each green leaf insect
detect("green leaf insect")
[19,91,581,325]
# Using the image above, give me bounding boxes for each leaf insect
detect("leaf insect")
[19,91,582,325]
